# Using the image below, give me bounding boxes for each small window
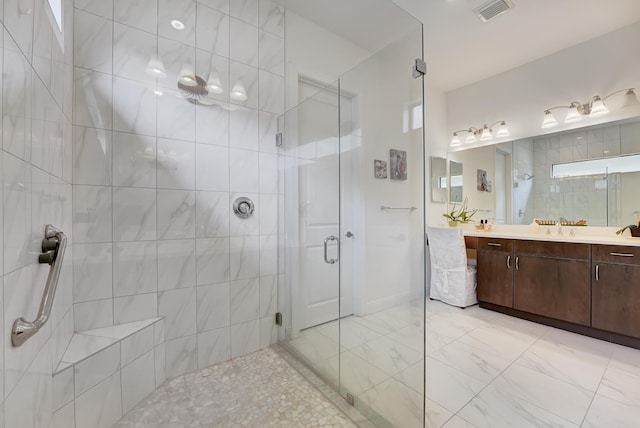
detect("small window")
[551,153,640,178]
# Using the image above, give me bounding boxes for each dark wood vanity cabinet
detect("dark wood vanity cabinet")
[476,238,513,307]
[592,245,640,339]
[513,241,591,326]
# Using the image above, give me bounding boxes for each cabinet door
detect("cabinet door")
[592,263,640,339]
[514,256,590,326]
[477,250,513,307]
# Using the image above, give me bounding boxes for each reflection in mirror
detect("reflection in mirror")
[430,156,447,203]
[458,117,640,227]
[449,160,463,203]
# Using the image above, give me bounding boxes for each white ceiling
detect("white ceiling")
[277,0,640,92]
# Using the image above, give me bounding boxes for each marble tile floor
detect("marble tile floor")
[286,299,640,428]
[115,347,358,427]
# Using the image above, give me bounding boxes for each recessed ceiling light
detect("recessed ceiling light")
[153,90,164,96]
[171,19,185,30]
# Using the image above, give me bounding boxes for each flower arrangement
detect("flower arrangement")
[443,197,477,226]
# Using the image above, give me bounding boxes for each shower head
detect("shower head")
[178,75,209,104]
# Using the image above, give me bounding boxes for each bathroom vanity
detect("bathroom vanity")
[464,228,640,349]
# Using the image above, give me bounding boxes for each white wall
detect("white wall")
[447,21,640,149]
[449,145,496,219]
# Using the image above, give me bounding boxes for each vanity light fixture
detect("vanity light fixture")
[230,80,248,101]
[449,121,509,147]
[541,88,638,129]
[145,55,167,79]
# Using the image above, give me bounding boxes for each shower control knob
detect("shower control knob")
[233,197,255,219]
[345,231,354,238]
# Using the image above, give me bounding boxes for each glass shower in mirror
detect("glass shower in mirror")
[449,160,463,203]
[430,157,447,203]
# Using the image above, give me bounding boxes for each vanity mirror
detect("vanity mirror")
[449,160,463,203]
[450,117,640,227]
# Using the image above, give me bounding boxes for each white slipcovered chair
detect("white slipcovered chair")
[427,226,477,308]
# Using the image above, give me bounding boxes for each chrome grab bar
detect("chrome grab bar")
[323,235,339,264]
[380,206,417,212]
[11,225,67,347]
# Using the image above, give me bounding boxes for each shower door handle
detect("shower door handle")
[324,235,339,264]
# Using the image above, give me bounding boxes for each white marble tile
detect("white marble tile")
[350,335,423,377]
[114,293,158,324]
[259,70,284,114]
[157,189,196,239]
[157,93,196,141]
[598,366,640,406]
[154,343,167,387]
[196,103,230,145]
[74,343,121,397]
[197,327,231,369]
[196,191,230,238]
[154,318,165,345]
[359,377,425,428]
[75,0,113,18]
[582,393,640,428]
[229,149,259,193]
[230,62,259,109]
[259,194,277,235]
[157,239,197,290]
[195,49,230,105]
[318,317,382,351]
[52,366,74,411]
[156,37,196,91]
[230,0,259,26]
[3,36,32,161]
[324,351,390,396]
[113,187,157,241]
[259,30,284,76]
[74,9,112,73]
[229,107,260,151]
[195,3,229,57]
[121,350,156,413]
[287,329,339,365]
[259,0,284,38]
[199,0,229,13]
[112,132,156,188]
[229,278,260,324]
[52,401,75,428]
[457,323,535,362]
[165,335,198,378]
[259,275,277,318]
[608,344,640,378]
[157,138,195,189]
[258,111,279,154]
[259,316,277,348]
[230,236,259,280]
[196,237,230,284]
[113,241,157,297]
[441,416,478,428]
[491,363,593,425]
[112,76,157,136]
[424,357,487,414]
[73,242,113,303]
[61,334,118,365]
[74,299,113,331]
[81,318,161,340]
[195,143,229,191]
[114,0,157,33]
[230,319,260,358]
[112,23,157,85]
[74,67,113,130]
[3,153,32,272]
[158,0,196,46]
[73,126,112,185]
[4,0,34,59]
[230,17,259,67]
[74,371,122,428]
[259,235,277,276]
[259,152,278,193]
[196,282,230,332]
[159,287,197,340]
[458,382,579,428]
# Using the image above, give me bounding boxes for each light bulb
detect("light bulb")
[589,96,609,117]
[450,133,461,147]
[178,63,197,87]
[496,122,510,138]
[206,72,224,94]
[230,81,248,101]
[542,110,558,128]
[564,104,582,123]
[465,130,477,144]
[480,125,492,141]
[621,89,640,109]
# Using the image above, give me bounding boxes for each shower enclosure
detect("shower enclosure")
[277,10,427,427]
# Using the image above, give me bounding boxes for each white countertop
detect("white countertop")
[458,224,640,247]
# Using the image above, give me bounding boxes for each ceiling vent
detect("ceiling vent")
[474,0,514,23]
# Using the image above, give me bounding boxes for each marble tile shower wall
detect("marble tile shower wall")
[72,0,285,379]
[531,125,623,225]
[0,0,76,427]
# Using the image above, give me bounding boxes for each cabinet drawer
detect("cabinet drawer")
[515,240,590,260]
[477,238,513,252]
[593,245,640,265]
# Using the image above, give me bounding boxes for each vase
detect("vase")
[631,227,640,237]
[448,220,459,227]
